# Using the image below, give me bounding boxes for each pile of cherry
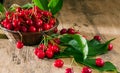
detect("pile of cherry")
[1,6,56,32]
[15,28,113,73]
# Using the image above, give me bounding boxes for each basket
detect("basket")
[0,19,59,46]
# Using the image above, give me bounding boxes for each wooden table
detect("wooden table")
[0,0,120,73]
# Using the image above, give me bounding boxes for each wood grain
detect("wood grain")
[0,0,120,73]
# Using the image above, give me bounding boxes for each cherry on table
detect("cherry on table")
[96,58,104,67]
[82,67,92,73]
[45,49,54,58]
[60,28,67,34]
[67,28,75,34]
[94,35,101,41]
[108,43,113,51]
[36,50,45,59]
[54,59,64,68]
[65,68,74,73]
[16,41,24,49]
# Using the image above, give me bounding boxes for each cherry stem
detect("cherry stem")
[17,31,23,42]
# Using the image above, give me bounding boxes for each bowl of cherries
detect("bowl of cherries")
[0,6,59,45]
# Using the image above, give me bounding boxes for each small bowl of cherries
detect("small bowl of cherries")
[0,6,59,45]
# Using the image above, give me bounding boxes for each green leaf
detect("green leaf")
[32,0,49,10]
[54,34,88,61]
[22,3,33,9]
[48,0,63,15]
[72,34,88,59]
[75,58,118,72]
[0,3,5,13]
[87,39,115,57]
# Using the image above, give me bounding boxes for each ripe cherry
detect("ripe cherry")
[36,50,45,59]
[45,49,54,58]
[96,58,104,67]
[94,35,101,41]
[65,68,74,73]
[37,27,43,32]
[52,45,60,53]
[16,7,22,12]
[16,41,24,49]
[29,26,36,32]
[53,28,58,33]
[82,67,92,73]
[6,24,13,30]
[34,47,39,55]
[26,19,33,25]
[54,59,64,68]
[108,43,113,51]
[21,26,27,32]
[54,38,60,44]
[38,44,46,50]
[60,28,67,34]
[43,23,50,30]
[67,28,75,34]
[49,18,55,25]
[36,19,43,27]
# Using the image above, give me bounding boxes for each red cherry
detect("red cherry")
[60,28,67,34]
[94,35,101,41]
[37,27,43,32]
[96,58,104,67]
[54,59,64,68]
[82,67,92,73]
[16,7,22,12]
[45,49,54,58]
[67,28,75,34]
[36,50,45,59]
[29,26,36,32]
[108,43,113,51]
[36,19,43,27]
[34,47,39,55]
[65,68,74,73]
[26,19,33,25]
[43,11,52,16]
[12,20,20,27]
[21,26,27,32]
[16,41,24,49]
[54,38,60,44]
[53,28,58,33]
[49,18,55,25]
[52,45,60,53]
[6,24,13,30]
[43,23,50,30]
[38,44,46,50]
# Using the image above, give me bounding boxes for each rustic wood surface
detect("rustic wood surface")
[0,0,120,73]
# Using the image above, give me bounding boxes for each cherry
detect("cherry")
[53,38,60,44]
[94,35,101,41]
[65,68,74,73]
[53,28,58,33]
[82,67,92,73]
[43,23,50,30]
[67,28,75,34]
[52,45,60,53]
[29,26,36,32]
[60,28,67,34]
[45,49,54,58]
[16,7,22,12]
[16,41,24,49]
[108,43,113,51]
[54,59,64,68]
[26,19,33,25]
[37,27,43,32]
[34,47,39,55]
[36,50,45,59]
[21,26,27,32]
[96,58,104,67]
[13,20,20,27]
[36,19,43,27]
[43,11,52,17]
[38,44,46,50]
[49,18,55,25]
[6,24,13,30]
